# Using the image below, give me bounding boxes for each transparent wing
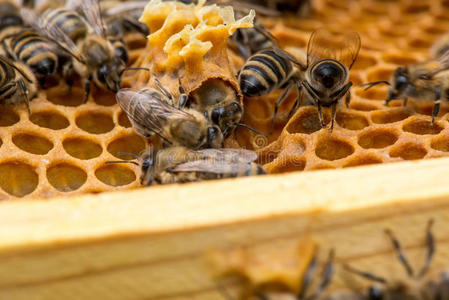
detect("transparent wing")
[70,0,106,37]
[116,88,191,140]
[271,46,307,70]
[306,28,361,69]
[196,148,258,163]
[171,159,251,175]
[103,1,147,16]
[21,8,85,63]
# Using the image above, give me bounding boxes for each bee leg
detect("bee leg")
[330,102,337,132]
[385,89,394,106]
[297,253,318,299]
[402,97,408,107]
[18,79,31,115]
[431,86,441,128]
[178,79,188,109]
[270,82,294,134]
[385,228,414,277]
[317,103,326,128]
[83,76,92,103]
[345,90,351,108]
[313,249,335,298]
[343,264,387,284]
[419,219,435,277]
[287,81,303,120]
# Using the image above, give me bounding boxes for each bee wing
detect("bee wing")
[21,8,85,63]
[69,0,106,37]
[306,28,361,70]
[271,47,307,70]
[116,88,192,141]
[171,160,250,175]
[196,148,258,163]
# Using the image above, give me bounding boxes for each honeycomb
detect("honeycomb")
[2,0,449,199]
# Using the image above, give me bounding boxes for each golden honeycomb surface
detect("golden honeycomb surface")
[1,0,449,199]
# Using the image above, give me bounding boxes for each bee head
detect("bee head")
[211,102,243,137]
[311,60,347,91]
[96,56,126,93]
[368,286,383,300]
[391,67,409,97]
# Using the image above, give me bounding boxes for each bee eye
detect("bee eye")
[312,62,343,89]
[114,46,129,64]
[211,107,225,125]
[97,65,108,83]
[395,74,408,89]
[368,287,383,300]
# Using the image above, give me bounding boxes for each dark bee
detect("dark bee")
[344,219,449,300]
[0,55,37,113]
[26,0,131,101]
[107,146,265,186]
[101,0,149,37]
[238,45,305,133]
[301,28,360,130]
[116,80,224,150]
[0,0,23,30]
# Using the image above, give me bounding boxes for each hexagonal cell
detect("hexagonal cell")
[12,133,53,155]
[389,142,428,160]
[351,53,377,70]
[63,137,103,160]
[47,163,87,192]
[244,96,271,120]
[46,86,84,106]
[367,66,396,82]
[107,134,146,160]
[76,112,114,134]
[402,1,429,13]
[92,87,116,106]
[0,107,20,126]
[415,104,449,118]
[343,155,383,168]
[355,86,388,101]
[358,129,398,149]
[268,156,306,174]
[336,111,369,130]
[30,111,69,130]
[118,111,132,128]
[371,108,412,124]
[381,53,418,65]
[408,36,433,49]
[95,165,136,186]
[0,161,38,197]
[350,101,379,111]
[349,72,363,86]
[431,135,449,152]
[402,119,444,135]
[286,107,330,134]
[315,137,354,161]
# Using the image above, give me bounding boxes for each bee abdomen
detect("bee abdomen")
[0,56,17,101]
[239,49,291,97]
[43,8,87,43]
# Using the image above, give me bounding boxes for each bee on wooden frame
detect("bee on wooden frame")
[107,146,265,186]
[343,219,449,300]
[116,79,224,150]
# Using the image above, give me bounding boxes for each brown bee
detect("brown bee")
[108,146,266,186]
[301,28,360,131]
[100,0,149,37]
[343,219,449,300]
[0,0,23,31]
[116,80,224,150]
[0,55,37,113]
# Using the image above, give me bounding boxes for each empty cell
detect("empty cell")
[336,112,369,130]
[12,133,53,155]
[286,107,330,134]
[76,112,114,134]
[92,88,117,106]
[118,111,132,128]
[244,96,271,119]
[63,138,103,160]
[107,134,146,160]
[367,66,396,82]
[315,137,354,161]
[46,86,84,107]
[402,119,443,135]
[47,163,87,192]
[355,86,388,101]
[95,165,136,186]
[343,155,383,168]
[431,136,449,152]
[0,161,38,197]
[30,111,69,130]
[358,129,399,149]
[415,104,449,118]
[351,53,377,70]
[350,102,379,111]
[408,37,433,49]
[390,142,427,160]
[0,107,19,126]
[381,53,418,65]
[371,108,412,124]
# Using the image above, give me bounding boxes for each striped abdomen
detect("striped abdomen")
[239,49,293,97]
[0,55,18,101]
[42,8,87,43]
[10,29,58,78]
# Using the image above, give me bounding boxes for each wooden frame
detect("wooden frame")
[1,156,449,299]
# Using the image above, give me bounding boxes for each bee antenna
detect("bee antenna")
[119,67,150,77]
[360,80,391,91]
[105,160,139,166]
[236,123,267,139]
[418,219,435,278]
[385,228,415,277]
[343,264,388,284]
[117,152,140,159]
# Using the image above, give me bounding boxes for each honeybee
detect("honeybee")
[0,55,37,113]
[343,219,449,300]
[219,250,335,300]
[25,0,130,101]
[238,45,306,133]
[300,28,360,131]
[101,0,149,37]
[108,146,266,186]
[361,57,449,127]
[116,81,224,149]
[0,0,23,31]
